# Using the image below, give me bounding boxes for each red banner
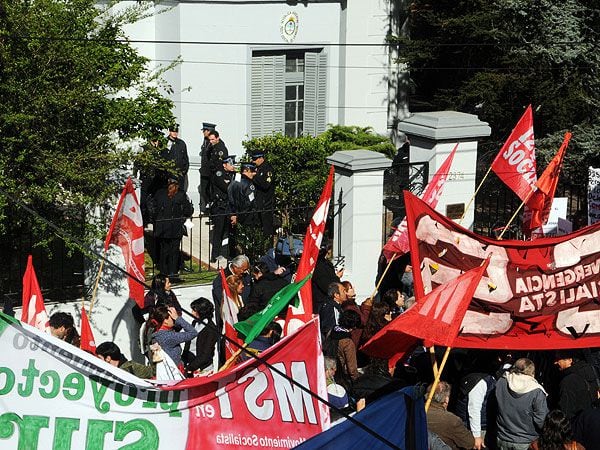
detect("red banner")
[491,105,537,203]
[285,166,334,332]
[21,255,50,332]
[173,317,329,449]
[105,177,145,308]
[404,191,600,350]
[383,143,458,260]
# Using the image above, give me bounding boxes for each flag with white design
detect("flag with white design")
[382,143,459,261]
[284,166,335,333]
[21,255,50,332]
[104,177,145,308]
[220,269,242,360]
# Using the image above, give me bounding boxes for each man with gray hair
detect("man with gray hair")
[426,381,475,450]
[494,358,548,450]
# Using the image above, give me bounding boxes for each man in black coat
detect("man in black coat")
[210,156,236,262]
[198,122,216,215]
[312,243,343,313]
[162,124,189,191]
[250,150,275,237]
[147,178,194,277]
[248,262,289,309]
[554,350,599,419]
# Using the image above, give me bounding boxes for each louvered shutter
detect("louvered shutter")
[250,55,285,138]
[304,51,327,136]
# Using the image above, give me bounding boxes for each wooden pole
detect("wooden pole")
[424,346,452,412]
[366,253,397,302]
[429,345,439,378]
[459,165,494,226]
[219,343,249,371]
[497,188,536,240]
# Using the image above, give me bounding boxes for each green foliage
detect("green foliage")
[0,0,175,248]
[391,0,600,182]
[242,125,395,230]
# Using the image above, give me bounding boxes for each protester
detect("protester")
[248,261,289,309]
[49,312,80,347]
[147,306,197,369]
[536,409,585,450]
[554,350,598,420]
[312,243,343,312]
[226,274,245,314]
[246,322,282,356]
[211,255,251,329]
[381,288,405,319]
[495,358,548,450]
[341,280,368,347]
[573,398,600,449]
[318,281,347,338]
[134,274,183,325]
[96,341,155,379]
[325,309,362,388]
[184,297,218,376]
[324,357,350,422]
[358,302,391,367]
[426,381,475,450]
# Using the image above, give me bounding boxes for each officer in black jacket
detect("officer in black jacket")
[162,124,189,191]
[198,122,216,215]
[228,161,258,227]
[207,130,228,185]
[210,156,236,262]
[251,150,275,236]
[147,178,194,277]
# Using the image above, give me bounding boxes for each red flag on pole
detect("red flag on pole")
[105,177,145,308]
[491,105,537,203]
[361,259,490,358]
[382,143,459,261]
[284,166,335,334]
[220,269,242,360]
[80,307,97,354]
[527,132,571,231]
[21,255,50,332]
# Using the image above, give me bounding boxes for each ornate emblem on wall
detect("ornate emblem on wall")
[280,12,299,43]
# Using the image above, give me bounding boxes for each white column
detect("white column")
[327,150,391,301]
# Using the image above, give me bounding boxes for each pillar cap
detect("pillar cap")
[398,111,491,140]
[327,150,391,173]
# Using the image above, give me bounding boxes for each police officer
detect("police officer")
[251,150,275,236]
[198,122,216,215]
[210,156,236,263]
[228,161,258,227]
[162,124,189,191]
[207,130,228,180]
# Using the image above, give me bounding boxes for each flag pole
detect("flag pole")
[219,343,249,371]
[424,345,452,412]
[497,188,536,240]
[88,256,106,315]
[458,166,493,226]
[367,253,397,302]
[429,345,439,378]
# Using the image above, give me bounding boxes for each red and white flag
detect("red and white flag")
[284,166,335,334]
[382,143,459,261]
[362,259,490,357]
[105,177,145,308]
[491,105,537,203]
[527,132,571,233]
[21,255,50,332]
[79,307,96,354]
[220,269,242,361]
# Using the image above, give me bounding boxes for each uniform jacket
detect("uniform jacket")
[207,140,228,175]
[148,188,193,239]
[163,137,189,179]
[253,160,275,209]
[200,137,211,177]
[228,175,257,225]
[210,167,235,205]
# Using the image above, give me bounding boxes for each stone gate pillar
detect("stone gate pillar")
[327,150,391,301]
[398,111,491,229]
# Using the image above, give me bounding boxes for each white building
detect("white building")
[124,0,408,204]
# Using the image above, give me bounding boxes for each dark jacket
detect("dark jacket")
[228,175,257,225]
[558,360,598,419]
[210,167,235,206]
[319,298,342,337]
[184,319,218,372]
[163,137,189,186]
[427,403,475,450]
[207,140,228,175]
[200,137,211,177]
[573,402,600,450]
[311,256,340,312]
[148,189,193,239]
[454,373,496,434]
[253,160,274,209]
[248,272,289,308]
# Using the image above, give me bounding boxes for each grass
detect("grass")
[144,251,218,287]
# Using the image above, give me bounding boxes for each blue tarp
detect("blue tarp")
[295,386,428,450]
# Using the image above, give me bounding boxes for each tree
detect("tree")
[0,0,175,249]
[390,0,600,182]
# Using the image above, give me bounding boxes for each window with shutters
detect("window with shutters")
[250,49,326,138]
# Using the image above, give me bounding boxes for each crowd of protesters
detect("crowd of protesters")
[37,125,600,449]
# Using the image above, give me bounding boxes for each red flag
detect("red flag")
[220,269,243,360]
[105,177,145,308]
[362,259,489,358]
[382,143,459,261]
[21,255,50,332]
[284,166,335,333]
[527,132,571,231]
[491,105,537,203]
[79,307,96,354]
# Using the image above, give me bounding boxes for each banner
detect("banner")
[382,143,458,261]
[105,177,145,308]
[404,191,600,350]
[0,314,328,449]
[589,166,600,225]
